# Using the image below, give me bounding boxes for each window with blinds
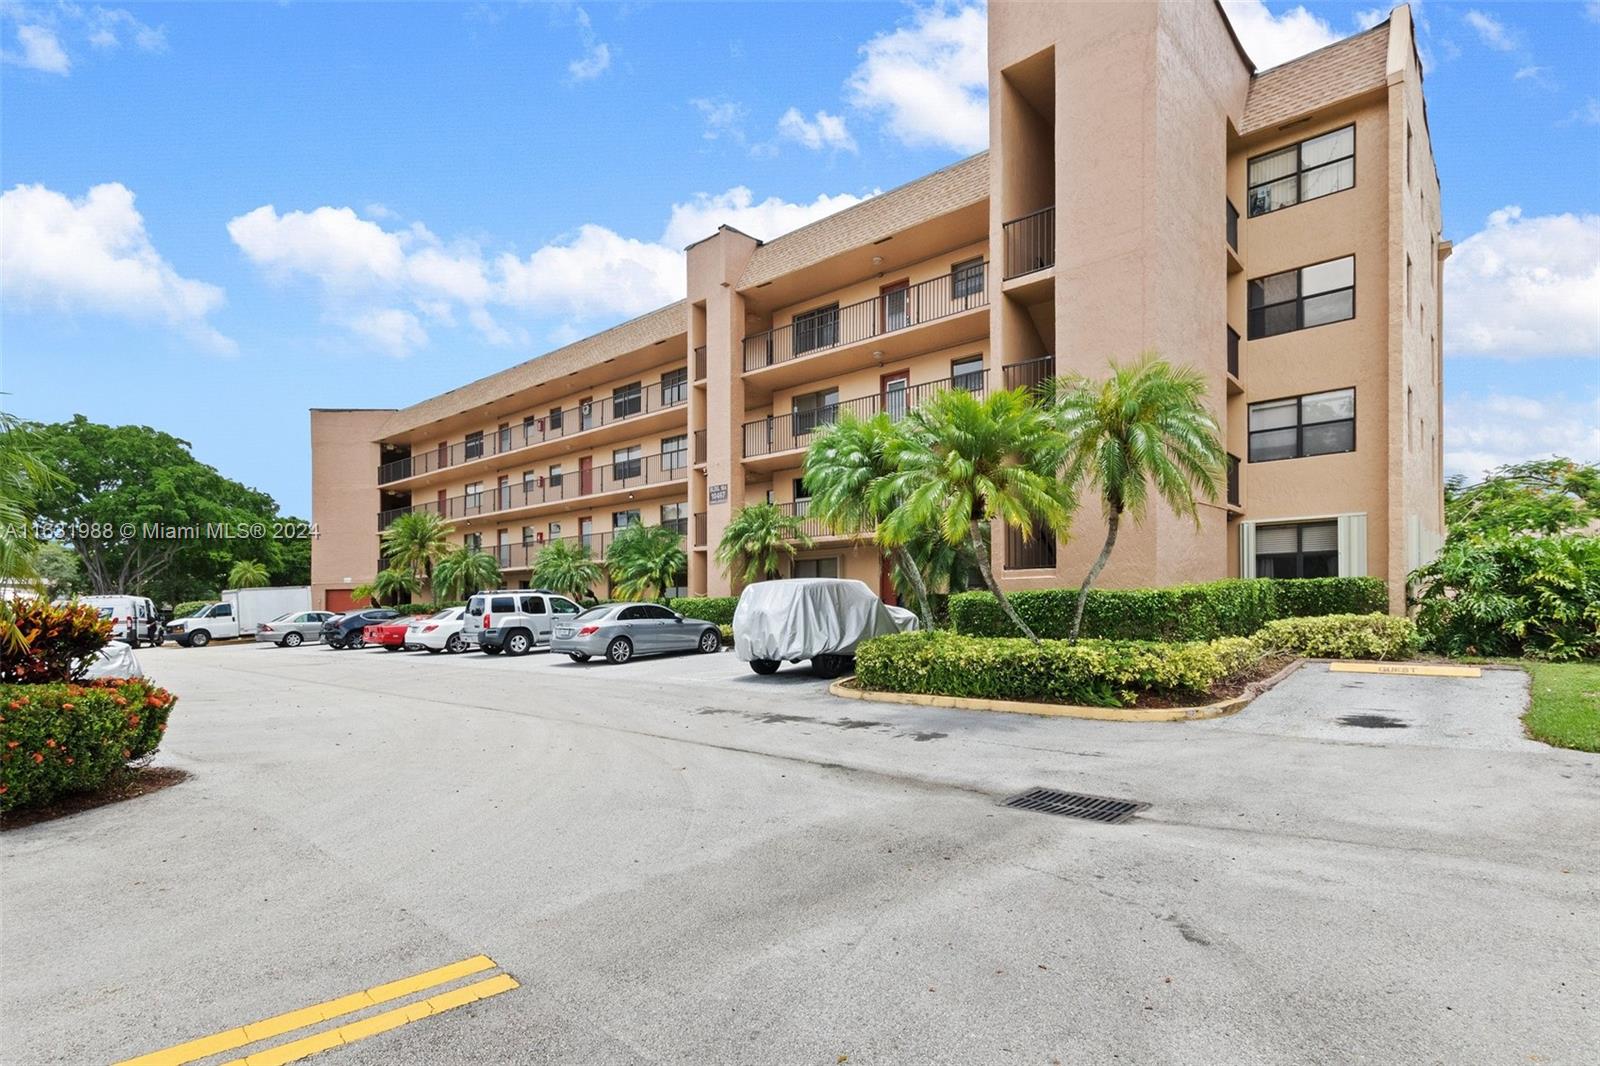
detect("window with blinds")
[1248,388,1355,462]
[1255,521,1338,579]
[1248,256,1355,339]
[1247,125,1355,217]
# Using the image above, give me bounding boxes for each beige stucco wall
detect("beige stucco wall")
[310,408,397,611]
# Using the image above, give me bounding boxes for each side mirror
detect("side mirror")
[674,614,684,622]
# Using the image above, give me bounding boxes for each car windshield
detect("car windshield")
[268,611,297,622]
[430,609,456,620]
[574,605,619,622]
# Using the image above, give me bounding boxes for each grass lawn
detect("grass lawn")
[1521,660,1600,753]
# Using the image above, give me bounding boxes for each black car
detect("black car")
[320,609,400,649]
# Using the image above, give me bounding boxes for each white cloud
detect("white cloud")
[1588,1,1600,25]
[497,224,682,317]
[1512,64,1554,89]
[1464,9,1516,51]
[1352,9,1387,32]
[847,2,987,153]
[0,181,231,351]
[660,187,875,249]
[776,108,857,152]
[228,204,409,289]
[1568,98,1600,126]
[567,7,610,81]
[7,23,69,73]
[1445,206,1600,359]
[86,8,167,52]
[347,308,427,358]
[692,97,746,143]
[1220,1,1339,70]
[1444,393,1600,479]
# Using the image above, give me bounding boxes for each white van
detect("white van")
[71,594,161,648]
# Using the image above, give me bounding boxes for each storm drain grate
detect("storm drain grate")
[1000,787,1148,824]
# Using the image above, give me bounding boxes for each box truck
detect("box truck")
[167,586,312,647]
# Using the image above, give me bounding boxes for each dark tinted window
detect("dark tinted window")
[490,597,515,612]
[520,596,546,614]
[638,605,677,620]
[618,605,649,621]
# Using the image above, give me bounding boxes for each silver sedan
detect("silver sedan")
[254,610,336,647]
[550,603,723,665]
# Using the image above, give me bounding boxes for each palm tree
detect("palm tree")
[1048,354,1224,641]
[803,412,935,629]
[607,523,687,601]
[715,502,811,585]
[879,388,1073,643]
[531,539,604,602]
[431,546,501,602]
[380,511,455,588]
[227,560,270,588]
[352,567,419,607]
[0,412,60,653]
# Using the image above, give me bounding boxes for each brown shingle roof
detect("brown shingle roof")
[379,300,686,437]
[737,152,990,289]
[1242,21,1389,134]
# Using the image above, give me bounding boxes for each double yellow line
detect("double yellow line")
[117,955,518,1066]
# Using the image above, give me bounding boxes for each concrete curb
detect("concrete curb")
[829,678,1252,722]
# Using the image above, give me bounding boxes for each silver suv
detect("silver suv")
[464,590,583,656]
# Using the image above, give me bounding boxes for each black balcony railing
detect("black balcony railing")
[693,346,707,381]
[1227,199,1239,252]
[377,378,688,485]
[378,452,688,529]
[1001,355,1055,394]
[490,525,683,571]
[776,499,869,542]
[1002,206,1055,280]
[1003,520,1057,571]
[742,266,990,373]
[743,371,987,458]
[1227,326,1240,379]
[1226,454,1240,508]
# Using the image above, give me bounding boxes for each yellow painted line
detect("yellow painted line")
[221,973,519,1066]
[1329,661,1481,678]
[115,955,497,1066]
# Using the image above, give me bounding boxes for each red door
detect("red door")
[326,588,360,613]
[436,489,446,517]
[579,456,594,495]
[880,279,909,333]
[880,370,911,420]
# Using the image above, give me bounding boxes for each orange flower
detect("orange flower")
[0,785,7,794]
[32,752,43,763]
[113,696,128,707]
[5,741,17,749]
[61,702,75,711]
[65,757,74,765]
[45,739,56,748]
[128,716,140,727]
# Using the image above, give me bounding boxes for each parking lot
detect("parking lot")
[4,640,1598,1064]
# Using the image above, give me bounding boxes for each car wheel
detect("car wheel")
[605,637,633,664]
[445,633,466,654]
[189,630,211,648]
[348,633,365,650]
[283,632,303,648]
[569,652,590,663]
[810,654,851,679]
[506,630,532,656]
[697,629,721,654]
[750,658,779,675]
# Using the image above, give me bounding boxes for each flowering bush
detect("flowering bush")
[0,599,112,684]
[0,678,176,812]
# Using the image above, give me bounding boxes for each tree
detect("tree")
[530,539,604,602]
[352,567,418,607]
[227,560,271,588]
[803,412,935,629]
[380,511,455,588]
[715,502,811,585]
[1442,457,1600,538]
[431,546,501,602]
[1048,355,1223,641]
[0,411,60,586]
[607,523,687,601]
[32,542,85,598]
[879,388,1073,643]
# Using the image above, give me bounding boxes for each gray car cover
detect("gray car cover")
[733,578,918,662]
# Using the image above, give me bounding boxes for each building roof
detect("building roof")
[737,151,990,289]
[378,300,686,438]
[1242,20,1390,135]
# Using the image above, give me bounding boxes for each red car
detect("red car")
[363,620,412,651]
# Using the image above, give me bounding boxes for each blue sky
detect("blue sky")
[2,0,1596,517]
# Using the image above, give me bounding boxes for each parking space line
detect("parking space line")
[114,955,498,1066]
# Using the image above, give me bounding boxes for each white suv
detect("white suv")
[464,590,583,656]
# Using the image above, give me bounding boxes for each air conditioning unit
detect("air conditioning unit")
[581,402,593,418]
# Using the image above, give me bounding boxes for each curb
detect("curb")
[828,678,1253,722]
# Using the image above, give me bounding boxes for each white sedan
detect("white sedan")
[405,606,471,653]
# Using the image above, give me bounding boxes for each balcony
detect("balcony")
[693,345,707,382]
[693,429,706,465]
[1226,453,1241,509]
[490,528,636,570]
[742,370,988,464]
[378,452,688,529]
[1226,199,1239,252]
[376,377,688,486]
[1226,326,1242,394]
[777,499,867,542]
[1002,207,1055,280]
[692,511,707,548]
[742,266,990,381]
[1001,354,1055,394]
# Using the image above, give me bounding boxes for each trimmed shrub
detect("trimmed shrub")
[949,578,1386,640]
[0,678,177,812]
[669,596,739,627]
[1250,613,1418,661]
[1,600,112,684]
[854,631,1261,707]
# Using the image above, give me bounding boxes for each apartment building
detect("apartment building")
[310,1,1445,615]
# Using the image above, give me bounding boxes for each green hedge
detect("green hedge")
[668,596,739,627]
[948,578,1387,640]
[1,678,177,812]
[1252,614,1418,660]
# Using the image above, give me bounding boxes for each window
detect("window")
[792,477,810,503]
[548,522,561,538]
[464,532,482,551]
[660,368,688,407]
[1248,255,1354,339]
[612,445,642,480]
[1254,521,1338,579]
[1248,388,1355,462]
[1406,123,1413,186]
[464,430,484,460]
[793,304,839,354]
[1247,125,1355,217]
[497,423,511,453]
[660,502,688,535]
[792,557,839,579]
[490,596,515,613]
[548,406,564,431]
[612,509,640,529]
[522,526,536,546]
[465,481,484,509]
[661,434,688,470]
[579,397,596,431]
[548,464,563,487]
[552,598,579,616]
[519,595,547,614]
[522,416,537,443]
[951,354,984,391]
[791,388,839,436]
[950,257,985,299]
[612,382,643,419]
[522,470,536,496]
